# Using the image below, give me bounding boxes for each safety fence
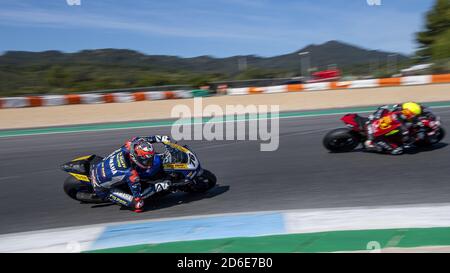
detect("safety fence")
[1,74,449,109]
[0,90,193,109]
[226,74,450,95]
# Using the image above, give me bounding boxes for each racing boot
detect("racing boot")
[390,147,404,155]
[364,140,383,152]
[364,140,376,150]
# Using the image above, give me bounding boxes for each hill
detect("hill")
[0,40,410,95]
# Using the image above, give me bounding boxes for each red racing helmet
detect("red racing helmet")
[129,138,155,169]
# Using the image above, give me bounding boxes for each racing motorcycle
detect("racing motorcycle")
[60,141,217,204]
[323,112,445,153]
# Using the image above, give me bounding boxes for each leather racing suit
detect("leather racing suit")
[366,106,413,155]
[90,135,171,211]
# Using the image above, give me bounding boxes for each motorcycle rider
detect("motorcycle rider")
[395,103,440,142]
[90,135,174,212]
[364,102,423,155]
[393,102,435,121]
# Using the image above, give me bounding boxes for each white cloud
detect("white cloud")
[0,0,428,55]
[0,8,268,40]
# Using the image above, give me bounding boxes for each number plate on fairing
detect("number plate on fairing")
[162,142,200,171]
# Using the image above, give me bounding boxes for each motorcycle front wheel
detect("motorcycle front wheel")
[188,169,217,193]
[416,127,446,147]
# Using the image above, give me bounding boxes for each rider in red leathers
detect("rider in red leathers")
[364,102,423,155]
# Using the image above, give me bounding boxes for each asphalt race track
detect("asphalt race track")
[1,107,450,234]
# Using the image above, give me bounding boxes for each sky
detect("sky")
[0,0,436,57]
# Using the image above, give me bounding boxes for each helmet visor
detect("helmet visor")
[402,109,415,119]
[132,139,155,168]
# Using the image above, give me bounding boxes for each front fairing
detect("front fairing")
[162,142,201,179]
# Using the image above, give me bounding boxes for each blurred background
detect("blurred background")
[1,1,450,253]
[0,0,448,96]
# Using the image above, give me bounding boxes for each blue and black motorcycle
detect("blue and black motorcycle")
[60,141,217,204]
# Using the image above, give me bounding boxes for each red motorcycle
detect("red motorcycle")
[323,112,445,153]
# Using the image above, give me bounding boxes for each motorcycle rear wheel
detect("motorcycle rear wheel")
[323,128,361,153]
[63,176,104,203]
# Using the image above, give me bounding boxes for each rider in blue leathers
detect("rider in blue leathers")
[91,135,172,212]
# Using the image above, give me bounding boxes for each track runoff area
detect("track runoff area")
[1,100,450,253]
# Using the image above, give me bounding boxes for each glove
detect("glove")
[155,135,171,143]
[428,120,440,130]
[132,197,144,213]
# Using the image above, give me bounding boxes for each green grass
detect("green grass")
[86,227,450,253]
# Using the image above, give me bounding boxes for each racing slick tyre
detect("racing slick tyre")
[323,128,361,153]
[63,176,103,203]
[189,169,217,193]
